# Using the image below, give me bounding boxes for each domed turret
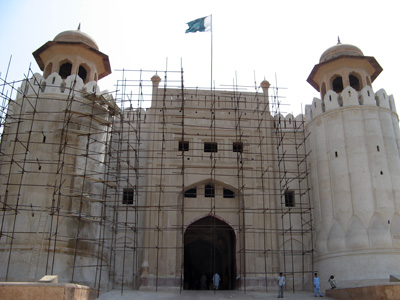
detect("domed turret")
[54,29,99,50]
[319,43,363,63]
[305,41,400,289]
[307,41,382,100]
[33,28,111,83]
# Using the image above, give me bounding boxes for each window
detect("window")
[233,142,243,153]
[349,74,361,91]
[78,65,88,82]
[332,76,343,93]
[204,142,218,152]
[205,184,215,198]
[123,188,134,205]
[184,188,197,198]
[59,62,72,79]
[223,188,235,198]
[284,190,295,207]
[179,140,189,151]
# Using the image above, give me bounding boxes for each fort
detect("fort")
[0,29,399,299]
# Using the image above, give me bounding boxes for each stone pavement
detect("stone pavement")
[96,290,335,300]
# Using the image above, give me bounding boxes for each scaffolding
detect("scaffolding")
[0,65,313,294]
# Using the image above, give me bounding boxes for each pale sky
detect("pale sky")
[1,0,399,116]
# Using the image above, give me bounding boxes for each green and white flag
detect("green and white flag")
[185,16,212,33]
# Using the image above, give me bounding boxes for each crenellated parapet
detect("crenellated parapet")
[16,72,113,101]
[14,72,119,117]
[305,86,397,122]
[274,113,305,130]
[150,87,270,113]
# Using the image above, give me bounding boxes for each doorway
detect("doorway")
[184,216,235,290]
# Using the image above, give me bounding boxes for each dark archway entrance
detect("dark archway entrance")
[184,216,235,290]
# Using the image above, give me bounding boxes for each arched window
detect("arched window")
[44,62,53,78]
[184,188,197,198]
[59,61,72,79]
[78,63,91,83]
[331,75,344,93]
[223,188,235,198]
[78,65,88,82]
[349,73,362,91]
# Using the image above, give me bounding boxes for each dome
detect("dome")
[53,30,99,50]
[319,43,363,63]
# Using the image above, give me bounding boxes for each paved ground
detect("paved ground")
[96,290,335,300]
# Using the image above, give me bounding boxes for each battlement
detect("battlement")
[305,86,397,122]
[151,87,270,112]
[16,72,113,102]
[274,113,305,131]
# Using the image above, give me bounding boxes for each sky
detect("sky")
[0,0,399,116]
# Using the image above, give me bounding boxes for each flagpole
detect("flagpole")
[210,14,213,92]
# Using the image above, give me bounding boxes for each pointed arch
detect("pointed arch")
[331,75,344,93]
[182,178,239,200]
[327,220,345,252]
[368,213,392,248]
[78,63,91,83]
[44,62,53,78]
[349,72,362,91]
[345,216,368,249]
[391,213,400,247]
[58,59,72,79]
[184,215,236,290]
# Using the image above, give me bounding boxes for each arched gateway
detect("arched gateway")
[184,216,236,290]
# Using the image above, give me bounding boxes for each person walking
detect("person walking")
[277,272,286,298]
[212,272,221,290]
[314,273,323,297]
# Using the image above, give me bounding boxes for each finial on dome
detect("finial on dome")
[337,36,341,44]
[78,23,81,31]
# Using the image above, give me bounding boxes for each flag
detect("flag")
[185,16,212,33]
